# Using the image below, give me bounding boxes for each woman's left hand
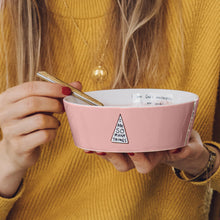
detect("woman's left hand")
[91,130,220,176]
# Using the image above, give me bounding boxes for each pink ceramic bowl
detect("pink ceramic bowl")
[63,89,199,152]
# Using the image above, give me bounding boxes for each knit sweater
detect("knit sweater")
[0,0,219,219]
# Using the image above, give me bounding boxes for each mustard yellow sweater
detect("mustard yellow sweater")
[0,0,220,219]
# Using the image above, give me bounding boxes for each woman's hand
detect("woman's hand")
[93,130,220,176]
[0,81,81,198]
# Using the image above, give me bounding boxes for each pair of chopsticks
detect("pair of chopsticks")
[36,71,104,106]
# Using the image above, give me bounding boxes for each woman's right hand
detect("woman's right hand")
[0,81,79,198]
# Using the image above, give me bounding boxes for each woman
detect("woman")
[0,0,219,219]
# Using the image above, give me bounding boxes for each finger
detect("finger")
[97,153,134,172]
[167,130,203,161]
[3,114,60,138]
[0,81,68,105]
[84,150,94,154]
[166,146,197,169]
[13,129,58,153]
[0,97,64,123]
[169,147,183,154]
[129,152,163,174]
[189,130,203,145]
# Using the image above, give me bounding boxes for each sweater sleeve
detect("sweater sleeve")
[0,183,25,220]
[0,6,26,219]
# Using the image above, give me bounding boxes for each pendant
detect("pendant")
[92,65,108,82]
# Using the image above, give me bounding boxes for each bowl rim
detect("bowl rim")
[63,88,199,108]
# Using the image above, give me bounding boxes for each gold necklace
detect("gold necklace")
[62,0,109,82]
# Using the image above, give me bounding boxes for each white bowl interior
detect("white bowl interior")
[64,89,198,107]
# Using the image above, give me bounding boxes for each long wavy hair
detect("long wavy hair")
[0,0,178,88]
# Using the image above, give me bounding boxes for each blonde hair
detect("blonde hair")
[113,0,168,88]
[0,1,47,86]
[0,0,175,88]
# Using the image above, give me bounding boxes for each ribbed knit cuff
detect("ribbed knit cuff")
[191,141,220,192]
[0,181,25,219]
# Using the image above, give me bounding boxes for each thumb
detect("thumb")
[69,81,82,91]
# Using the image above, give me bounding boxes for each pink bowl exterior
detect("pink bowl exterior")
[63,100,198,152]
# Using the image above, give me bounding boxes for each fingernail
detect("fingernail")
[85,151,94,154]
[171,148,182,154]
[96,152,106,156]
[128,153,135,156]
[62,87,72,95]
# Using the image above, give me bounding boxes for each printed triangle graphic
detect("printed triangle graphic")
[111,114,129,144]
